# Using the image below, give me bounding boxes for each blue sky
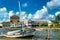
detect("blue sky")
[0,0,60,22]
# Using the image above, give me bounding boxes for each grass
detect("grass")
[38,26,60,28]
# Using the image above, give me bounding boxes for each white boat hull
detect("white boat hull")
[4,32,35,37]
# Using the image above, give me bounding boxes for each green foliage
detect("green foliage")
[55,14,60,22]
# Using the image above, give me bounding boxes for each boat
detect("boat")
[4,28,35,37]
[4,0,36,37]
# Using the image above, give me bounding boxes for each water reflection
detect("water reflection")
[0,29,60,40]
[33,29,60,40]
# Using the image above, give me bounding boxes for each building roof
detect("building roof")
[2,22,10,26]
[10,15,19,19]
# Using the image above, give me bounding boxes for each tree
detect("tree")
[55,14,60,23]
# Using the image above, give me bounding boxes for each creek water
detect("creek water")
[0,29,60,40]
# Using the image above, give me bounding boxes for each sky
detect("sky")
[0,0,60,22]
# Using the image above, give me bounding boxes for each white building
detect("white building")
[23,20,52,27]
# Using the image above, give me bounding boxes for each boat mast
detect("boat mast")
[18,0,21,21]
[18,0,23,30]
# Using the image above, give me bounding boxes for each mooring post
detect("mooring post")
[48,28,50,40]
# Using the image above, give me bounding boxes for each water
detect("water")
[0,29,9,34]
[33,29,60,40]
[0,29,60,40]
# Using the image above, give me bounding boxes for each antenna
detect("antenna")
[18,0,21,21]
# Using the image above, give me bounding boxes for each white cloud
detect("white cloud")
[2,19,6,22]
[28,13,32,19]
[21,11,26,15]
[20,11,27,20]
[20,12,32,20]
[49,14,54,18]
[22,15,27,20]
[3,11,8,18]
[2,18,10,22]
[45,14,55,20]
[0,7,8,22]
[9,11,14,17]
[55,11,60,16]
[0,7,7,11]
[33,6,48,19]
[0,8,14,22]
[0,7,21,22]
[6,19,10,22]
[22,3,28,7]
[0,8,27,22]
[47,0,60,9]
[16,12,19,15]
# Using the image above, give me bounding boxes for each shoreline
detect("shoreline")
[33,27,60,30]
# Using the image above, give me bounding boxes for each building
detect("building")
[23,20,39,27]
[2,15,21,27]
[10,15,20,24]
[23,20,52,27]
[23,20,28,26]
[0,23,3,28]
[10,15,21,27]
[34,20,52,26]
[2,22,10,27]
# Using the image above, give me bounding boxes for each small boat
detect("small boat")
[4,28,35,37]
